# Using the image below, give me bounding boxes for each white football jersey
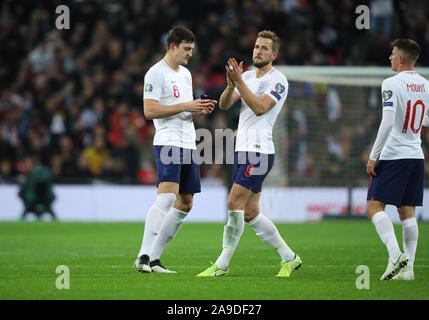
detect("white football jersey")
[143,60,196,149]
[380,71,429,160]
[235,68,288,154]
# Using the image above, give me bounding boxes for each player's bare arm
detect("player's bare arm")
[144,98,216,120]
[227,58,276,116]
[219,71,240,110]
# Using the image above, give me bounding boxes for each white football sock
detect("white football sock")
[137,193,176,258]
[150,207,188,260]
[401,217,418,271]
[215,210,244,271]
[371,211,401,261]
[247,213,295,262]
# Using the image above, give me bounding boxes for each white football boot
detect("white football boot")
[380,252,409,280]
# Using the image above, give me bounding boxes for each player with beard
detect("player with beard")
[134,26,216,273]
[197,30,301,277]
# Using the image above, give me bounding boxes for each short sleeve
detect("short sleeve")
[143,68,164,101]
[264,74,288,103]
[381,79,397,111]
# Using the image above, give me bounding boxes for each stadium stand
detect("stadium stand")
[0,0,428,187]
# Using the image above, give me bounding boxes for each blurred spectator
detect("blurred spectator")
[320,154,347,186]
[0,158,14,183]
[79,134,113,177]
[111,127,140,181]
[370,0,394,39]
[28,34,56,74]
[326,86,342,122]
[51,134,80,181]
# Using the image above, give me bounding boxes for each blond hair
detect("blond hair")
[257,30,280,53]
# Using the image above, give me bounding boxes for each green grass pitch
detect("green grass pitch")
[0,221,428,300]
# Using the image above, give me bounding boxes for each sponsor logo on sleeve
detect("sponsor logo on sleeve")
[275,83,285,94]
[382,90,393,107]
[382,90,392,101]
[270,83,285,101]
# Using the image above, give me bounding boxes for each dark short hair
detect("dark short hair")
[391,39,420,65]
[166,25,196,49]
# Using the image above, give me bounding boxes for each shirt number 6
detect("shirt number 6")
[173,85,180,98]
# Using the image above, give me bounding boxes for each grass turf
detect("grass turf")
[0,221,428,300]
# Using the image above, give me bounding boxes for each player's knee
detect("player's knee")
[227,198,237,210]
[177,203,192,213]
[365,206,376,219]
[364,205,372,217]
[227,194,245,210]
[244,210,258,222]
[365,201,385,219]
[174,194,194,212]
[174,199,193,212]
[398,206,415,220]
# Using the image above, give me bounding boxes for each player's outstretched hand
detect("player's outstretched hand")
[366,159,377,177]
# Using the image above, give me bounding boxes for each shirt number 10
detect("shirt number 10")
[402,99,425,134]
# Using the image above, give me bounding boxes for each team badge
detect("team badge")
[145,84,153,93]
[275,83,285,94]
[382,90,392,100]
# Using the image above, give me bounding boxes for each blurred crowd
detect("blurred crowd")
[286,84,429,187]
[0,0,428,186]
